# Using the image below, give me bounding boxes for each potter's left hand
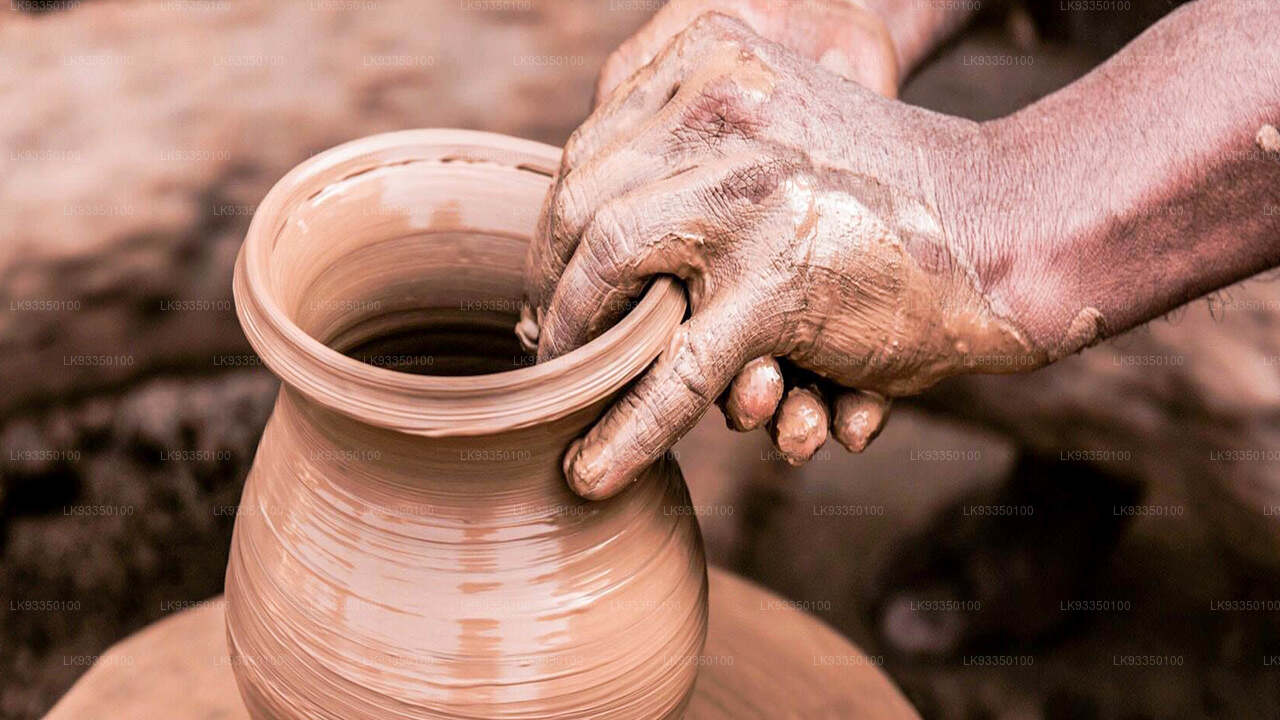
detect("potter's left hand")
[519,13,1033,499]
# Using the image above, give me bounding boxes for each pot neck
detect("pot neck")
[277,386,594,495]
[233,129,684,438]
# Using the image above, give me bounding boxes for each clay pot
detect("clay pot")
[225,130,705,719]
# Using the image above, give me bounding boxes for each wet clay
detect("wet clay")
[788,174,1041,396]
[226,130,706,719]
[1258,124,1280,154]
[770,386,829,464]
[516,13,1050,497]
[723,356,784,431]
[830,390,891,452]
[48,569,921,720]
[1054,306,1107,361]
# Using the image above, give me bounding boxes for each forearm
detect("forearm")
[969,0,1280,360]
[860,0,979,79]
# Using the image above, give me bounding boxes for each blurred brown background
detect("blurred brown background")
[4,1,1280,718]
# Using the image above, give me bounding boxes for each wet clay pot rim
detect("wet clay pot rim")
[233,129,685,437]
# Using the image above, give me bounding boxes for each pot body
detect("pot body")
[224,130,706,719]
[225,389,706,719]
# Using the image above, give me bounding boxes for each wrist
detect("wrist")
[799,105,1048,393]
[963,110,1115,366]
[924,114,1052,376]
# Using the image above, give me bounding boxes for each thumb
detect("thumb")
[565,300,754,500]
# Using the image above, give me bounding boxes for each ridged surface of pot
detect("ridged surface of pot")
[224,129,705,719]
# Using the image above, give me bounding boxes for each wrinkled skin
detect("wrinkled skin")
[520,12,1034,499]
[592,0,900,102]
[593,0,900,464]
[525,0,1280,500]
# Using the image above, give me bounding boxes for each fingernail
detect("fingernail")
[832,408,870,452]
[564,438,607,495]
[725,357,784,432]
[516,303,540,354]
[772,387,828,464]
[562,438,584,481]
[833,419,869,453]
[831,392,888,453]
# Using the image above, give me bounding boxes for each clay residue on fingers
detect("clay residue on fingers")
[1051,306,1107,361]
[770,386,828,465]
[831,390,890,453]
[724,355,784,431]
[1257,124,1280,154]
[515,303,540,353]
[790,175,1040,395]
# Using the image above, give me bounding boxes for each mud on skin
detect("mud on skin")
[526,0,1280,500]
[521,13,1042,500]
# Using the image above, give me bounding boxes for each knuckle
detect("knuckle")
[550,180,578,223]
[687,11,749,41]
[613,385,670,461]
[582,202,639,279]
[550,180,590,247]
[670,12,738,63]
[590,200,632,242]
[563,126,589,169]
[670,332,720,404]
[673,81,763,149]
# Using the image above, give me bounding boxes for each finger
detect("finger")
[524,13,758,319]
[518,184,564,352]
[536,156,757,361]
[831,389,892,453]
[522,120,680,321]
[535,197,656,362]
[578,12,763,172]
[565,300,757,500]
[515,301,541,353]
[775,3,900,98]
[595,1,898,102]
[596,1,775,101]
[770,386,829,466]
[574,16,694,167]
[722,355,784,431]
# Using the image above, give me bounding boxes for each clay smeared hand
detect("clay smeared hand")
[521,14,1035,500]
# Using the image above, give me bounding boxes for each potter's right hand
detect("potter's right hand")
[520,14,1039,500]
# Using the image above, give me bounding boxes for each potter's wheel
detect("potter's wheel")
[44,567,919,719]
